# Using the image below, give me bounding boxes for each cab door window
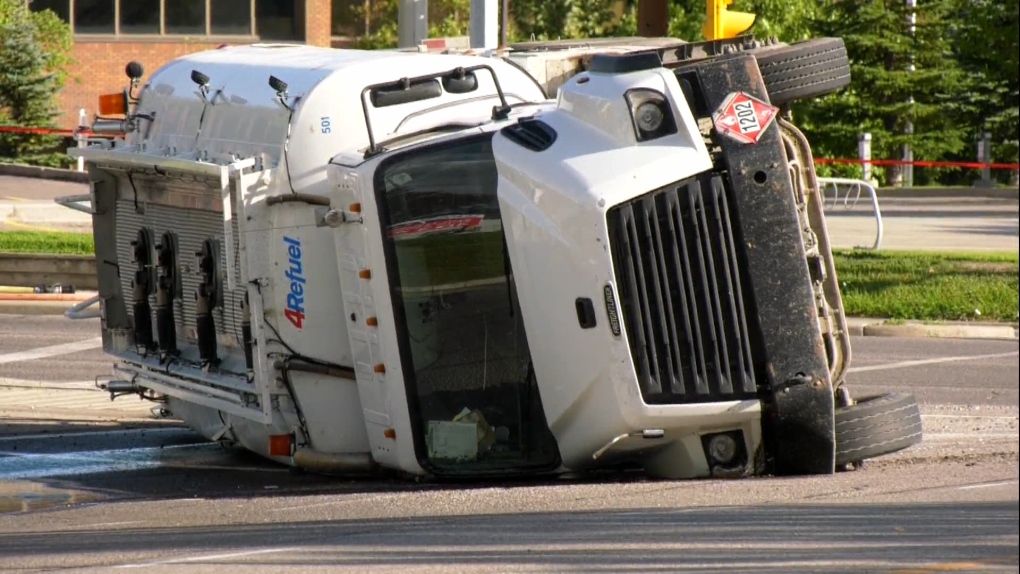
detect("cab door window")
[374,134,560,474]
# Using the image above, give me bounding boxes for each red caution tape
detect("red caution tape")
[0,125,97,137]
[814,157,1020,170]
[2,123,1019,170]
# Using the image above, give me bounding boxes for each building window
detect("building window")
[28,0,70,23]
[29,0,301,40]
[331,0,360,38]
[258,0,305,41]
[73,0,115,34]
[211,0,253,35]
[166,0,206,35]
[120,0,162,35]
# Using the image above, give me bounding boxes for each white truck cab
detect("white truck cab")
[66,39,922,480]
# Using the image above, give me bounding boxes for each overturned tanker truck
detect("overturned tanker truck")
[62,35,923,480]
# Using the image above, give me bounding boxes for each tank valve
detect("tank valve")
[130,228,156,352]
[155,231,179,361]
[241,293,254,373]
[195,239,221,366]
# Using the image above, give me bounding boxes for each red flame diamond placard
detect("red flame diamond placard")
[712,92,780,145]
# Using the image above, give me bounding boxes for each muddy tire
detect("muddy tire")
[754,37,852,106]
[835,392,923,466]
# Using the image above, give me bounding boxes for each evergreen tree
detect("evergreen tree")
[0,0,72,166]
[796,0,977,185]
[953,0,1019,169]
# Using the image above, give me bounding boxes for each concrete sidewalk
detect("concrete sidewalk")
[824,195,1018,253]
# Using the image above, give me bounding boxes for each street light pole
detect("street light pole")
[398,0,428,48]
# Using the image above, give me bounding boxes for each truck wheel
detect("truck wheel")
[835,392,923,466]
[754,37,852,106]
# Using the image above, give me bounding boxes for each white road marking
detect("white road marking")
[82,521,145,528]
[958,480,1018,491]
[115,547,303,568]
[0,377,97,389]
[920,432,1019,440]
[0,337,103,365]
[268,494,392,512]
[847,351,1019,374]
[922,415,1018,420]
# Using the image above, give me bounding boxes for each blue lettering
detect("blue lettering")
[283,236,306,329]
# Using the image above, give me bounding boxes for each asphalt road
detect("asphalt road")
[0,175,85,202]
[0,315,106,382]
[824,195,1018,252]
[0,315,1016,572]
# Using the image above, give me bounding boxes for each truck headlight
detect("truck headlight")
[707,433,738,464]
[702,430,748,468]
[625,88,677,142]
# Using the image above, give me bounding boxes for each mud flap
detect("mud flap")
[679,54,835,475]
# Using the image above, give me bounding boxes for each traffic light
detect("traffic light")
[703,0,756,40]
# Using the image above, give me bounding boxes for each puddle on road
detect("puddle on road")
[0,481,106,514]
[0,442,233,514]
[0,442,228,481]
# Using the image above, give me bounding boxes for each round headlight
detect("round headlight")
[635,101,665,133]
[707,434,739,465]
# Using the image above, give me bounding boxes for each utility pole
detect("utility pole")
[903,0,916,187]
[398,0,428,48]
[469,0,499,49]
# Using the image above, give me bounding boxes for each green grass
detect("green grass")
[0,231,94,255]
[833,250,1019,323]
[2,231,1016,323]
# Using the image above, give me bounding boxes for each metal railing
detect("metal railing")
[818,177,884,251]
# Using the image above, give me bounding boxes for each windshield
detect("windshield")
[374,133,560,475]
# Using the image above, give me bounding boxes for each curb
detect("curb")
[862,323,1017,340]
[0,162,89,184]
[844,317,1018,340]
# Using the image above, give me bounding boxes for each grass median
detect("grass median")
[2,231,1016,323]
[0,230,94,255]
[833,249,1018,323]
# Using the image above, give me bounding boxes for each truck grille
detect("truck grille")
[607,174,757,404]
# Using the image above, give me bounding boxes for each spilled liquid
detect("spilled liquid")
[0,428,215,514]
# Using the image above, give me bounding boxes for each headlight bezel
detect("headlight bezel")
[625,88,678,142]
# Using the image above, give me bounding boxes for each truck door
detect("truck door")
[373,133,561,475]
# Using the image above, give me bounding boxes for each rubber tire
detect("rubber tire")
[835,392,923,466]
[754,37,852,106]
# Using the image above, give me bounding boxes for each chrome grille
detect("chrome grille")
[607,174,757,404]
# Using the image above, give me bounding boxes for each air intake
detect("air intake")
[501,119,557,152]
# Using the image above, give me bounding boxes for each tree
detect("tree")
[795,0,976,185]
[953,0,1019,170]
[736,0,819,42]
[0,0,73,166]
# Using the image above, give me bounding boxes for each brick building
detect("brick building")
[29,0,364,129]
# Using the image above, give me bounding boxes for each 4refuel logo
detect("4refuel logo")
[283,236,306,329]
